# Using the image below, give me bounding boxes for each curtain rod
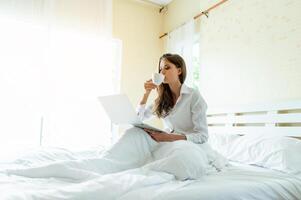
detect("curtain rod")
[158,0,229,39]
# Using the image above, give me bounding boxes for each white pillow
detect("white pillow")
[142,141,211,180]
[224,133,301,174]
[208,132,240,154]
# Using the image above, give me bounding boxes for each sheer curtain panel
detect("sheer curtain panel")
[0,0,121,151]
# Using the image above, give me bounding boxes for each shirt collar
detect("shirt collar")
[180,84,191,95]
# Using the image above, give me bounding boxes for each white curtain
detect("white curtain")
[0,0,121,151]
[166,19,195,87]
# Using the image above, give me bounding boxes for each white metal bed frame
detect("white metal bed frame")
[206,100,301,139]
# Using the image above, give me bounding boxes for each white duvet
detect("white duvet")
[1,128,300,199]
[1,161,301,200]
[0,168,176,200]
[0,128,227,199]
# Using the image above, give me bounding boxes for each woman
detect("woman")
[98,53,212,177]
[138,53,208,144]
[5,54,225,180]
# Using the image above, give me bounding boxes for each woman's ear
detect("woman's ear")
[177,68,182,75]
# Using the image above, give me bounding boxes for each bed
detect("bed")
[1,100,301,199]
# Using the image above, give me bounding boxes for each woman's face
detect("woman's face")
[159,58,182,84]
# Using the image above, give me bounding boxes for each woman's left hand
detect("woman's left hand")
[143,129,186,142]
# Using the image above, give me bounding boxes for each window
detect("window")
[0,2,120,151]
[192,41,201,90]
[166,20,201,89]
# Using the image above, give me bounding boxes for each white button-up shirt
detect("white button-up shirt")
[136,84,208,144]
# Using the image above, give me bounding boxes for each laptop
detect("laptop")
[98,94,164,132]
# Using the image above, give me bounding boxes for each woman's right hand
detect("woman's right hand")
[144,79,157,94]
[140,79,157,105]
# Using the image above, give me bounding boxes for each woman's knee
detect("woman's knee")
[122,127,146,139]
[108,127,147,152]
[124,127,145,134]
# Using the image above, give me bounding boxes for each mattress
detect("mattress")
[0,147,300,200]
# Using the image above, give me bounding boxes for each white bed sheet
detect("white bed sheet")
[0,148,300,200]
[119,162,301,200]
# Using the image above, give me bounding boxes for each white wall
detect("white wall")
[113,0,164,128]
[163,0,301,107]
[198,0,301,106]
[113,0,164,104]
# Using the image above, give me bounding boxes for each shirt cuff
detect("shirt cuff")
[185,134,194,143]
[185,133,207,144]
[136,104,146,121]
[136,104,146,113]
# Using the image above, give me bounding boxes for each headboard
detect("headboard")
[206,100,301,139]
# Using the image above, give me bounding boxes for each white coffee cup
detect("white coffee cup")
[152,72,165,86]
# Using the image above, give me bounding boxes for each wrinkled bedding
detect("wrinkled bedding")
[0,128,300,199]
[3,128,226,180]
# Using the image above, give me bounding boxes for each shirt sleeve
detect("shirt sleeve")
[185,91,209,144]
[136,104,155,122]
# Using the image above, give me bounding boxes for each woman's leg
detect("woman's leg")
[6,127,158,178]
[103,127,158,165]
[66,127,158,174]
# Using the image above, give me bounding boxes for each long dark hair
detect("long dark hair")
[153,53,187,118]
